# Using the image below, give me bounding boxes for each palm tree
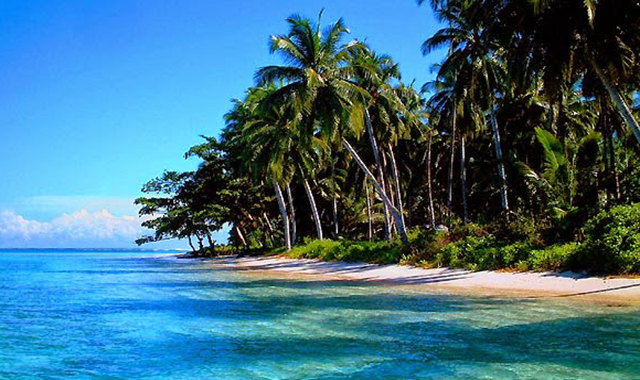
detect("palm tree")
[240,85,329,246]
[255,12,364,239]
[423,2,511,216]
[349,48,408,238]
[528,0,640,144]
[256,12,409,243]
[235,87,294,250]
[424,67,460,224]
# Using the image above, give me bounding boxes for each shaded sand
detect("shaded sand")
[209,256,640,305]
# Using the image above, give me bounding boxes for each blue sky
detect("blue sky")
[0,0,444,248]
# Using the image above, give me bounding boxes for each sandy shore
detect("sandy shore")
[209,255,640,305]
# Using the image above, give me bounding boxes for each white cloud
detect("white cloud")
[14,196,139,216]
[0,209,150,248]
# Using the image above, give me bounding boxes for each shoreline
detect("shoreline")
[206,255,640,306]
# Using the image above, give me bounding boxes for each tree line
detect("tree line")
[136,0,640,263]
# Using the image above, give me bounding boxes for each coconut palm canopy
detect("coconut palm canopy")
[138,2,640,272]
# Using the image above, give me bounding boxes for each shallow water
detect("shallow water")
[0,250,638,379]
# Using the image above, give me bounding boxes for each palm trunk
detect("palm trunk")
[388,144,406,229]
[286,183,297,245]
[461,135,469,223]
[427,134,436,230]
[302,178,323,240]
[557,93,566,143]
[382,153,397,234]
[272,180,291,251]
[263,212,274,233]
[448,110,457,225]
[342,138,408,244]
[365,109,391,240]
[260,215,274,247]
[591,58,640,144]
[604,111,621,202]
[330,154,339,239]
[365,178,373,240]
[489,107,510,215]
[235,225,248,248]
[612,141,621,202]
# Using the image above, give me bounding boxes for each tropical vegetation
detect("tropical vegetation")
[136,1,640,274]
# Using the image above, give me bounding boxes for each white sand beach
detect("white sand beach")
[210,256,640,305]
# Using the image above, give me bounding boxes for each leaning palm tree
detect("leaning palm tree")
[255,12,361,239]
[241,85,328,246]
[349,48,409,239]
[255,12,409,243]
[234,87,293,251]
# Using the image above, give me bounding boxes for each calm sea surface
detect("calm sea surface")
[0,249,639,379]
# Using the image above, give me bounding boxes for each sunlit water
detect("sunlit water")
[0,249,639,379]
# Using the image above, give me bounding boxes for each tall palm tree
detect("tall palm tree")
[256,12,409,243]
[255,12,363,239]
[423,2,511,216]
[234,87,294,250]
[424,67,461,223]
[240,85,328,245]
[350,48,408,238]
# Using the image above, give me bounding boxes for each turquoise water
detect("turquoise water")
[0,250,639,379]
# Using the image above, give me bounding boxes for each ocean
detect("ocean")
[0,249,638,379]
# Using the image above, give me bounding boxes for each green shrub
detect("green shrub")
[575,203,640,274]
[406,225,537,271]
[288,239,341,260]
[488,214,542,243]
[432,234,501,270]
[499,241,535,267]
[276,205,640,275]
[340,240,402,264]
[528,243,580,271]
[285,239,403,264]
[401,229,449,265]
[515,260,531,271]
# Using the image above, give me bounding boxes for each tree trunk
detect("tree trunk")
[611,140,621,202]
[382,153,397,234]
[427,134,436,230]
[604,111,621,202]
[591,58,640,144]
[272,180,291,251]
[489,107,510,215]
[286,183,297,245]
[448,110,457,224]
[557,92,566,143]
[187,235,196,252]
[388,144,406,229]
[260,215,274,247]
[195,233,204,250]
[342,138,409,244]
[263,212,274,233]
[365,109,391,240]
[206,232,215,248]
[330,153,339,239]
[302,178,324,240]
[365,178,373,241]
[235,225,248,248]
[461,135,469,223]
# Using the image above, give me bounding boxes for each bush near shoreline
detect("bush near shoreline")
[233,203,640,276]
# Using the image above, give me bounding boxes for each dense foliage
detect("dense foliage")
[137,1,640,274]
